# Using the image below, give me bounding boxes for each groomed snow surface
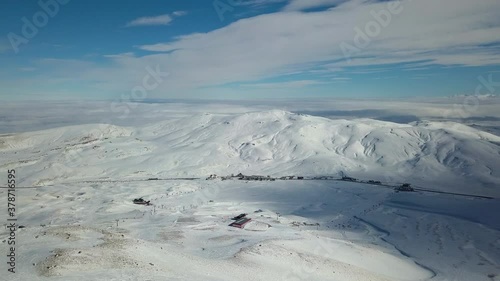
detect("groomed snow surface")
[0,110,499,281]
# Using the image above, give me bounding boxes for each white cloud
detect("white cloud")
[131,0,500,90]
[15,0,500,98]
[126,14,173,27]
[172,11,188,16]
[126,10,188,27]
[283,0,347,11]
[103,52,135,59]
[245,0,288,6]
[241,80,326,89]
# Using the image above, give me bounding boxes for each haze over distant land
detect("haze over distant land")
[1,97,500,136]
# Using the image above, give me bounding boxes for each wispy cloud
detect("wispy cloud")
[12,0,500,98]
[241,80,326,89]
[126,14,173,27]
[103,52,135,59]
[172,10,188,16]
[283,0,347,11]
[135,0,500,86]
[241,0,287,7]
[126,11,188,27]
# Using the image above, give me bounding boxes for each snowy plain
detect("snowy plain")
[0,99,499,281]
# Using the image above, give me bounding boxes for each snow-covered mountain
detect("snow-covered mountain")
[2,110,500,281]
[1,110,499,196]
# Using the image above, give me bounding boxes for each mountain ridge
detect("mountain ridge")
[1,110,499,196]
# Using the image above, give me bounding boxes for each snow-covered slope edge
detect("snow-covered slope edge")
[1,110,499,196]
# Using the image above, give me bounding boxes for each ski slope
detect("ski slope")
[1,180,499,281]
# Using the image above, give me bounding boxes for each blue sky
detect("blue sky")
[1,0,500,100]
